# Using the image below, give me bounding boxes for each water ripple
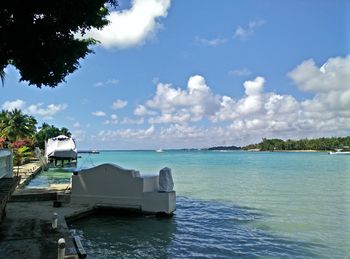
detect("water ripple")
[69,196,327,258]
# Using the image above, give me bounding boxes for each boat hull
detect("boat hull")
[48,150,78,159]
[329,151,350,155]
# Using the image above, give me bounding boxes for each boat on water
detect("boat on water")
[45,135,78,167]
[328,149,350,155]
[78,150,100,154]
[156,149,163,153]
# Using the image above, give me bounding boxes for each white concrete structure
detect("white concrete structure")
[0,149,13,179]
[70,164,176,215]
[159,167,174,192]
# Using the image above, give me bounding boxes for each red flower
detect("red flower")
[10,139,29,149]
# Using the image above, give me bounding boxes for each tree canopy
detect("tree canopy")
[35,123,72,149]
[0,109,72,150]
[0,109,37,142]
[242,137,350,151]
[0,0,117,87]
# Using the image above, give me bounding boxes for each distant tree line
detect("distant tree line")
[208,146,240,151]
[0,109,71,165]
[242,137,350,151]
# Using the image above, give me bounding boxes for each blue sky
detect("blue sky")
[1,0,349,149]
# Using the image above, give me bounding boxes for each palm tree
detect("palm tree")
[35,123,71,149]
[0,110,10,139]
[0,69,5,86]
[60,127,71,137]
[0,109,37,142]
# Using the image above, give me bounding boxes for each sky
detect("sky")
[1,0,350,150]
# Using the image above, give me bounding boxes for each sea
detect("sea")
[27,150,350,258]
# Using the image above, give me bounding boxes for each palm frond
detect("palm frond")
[0,70,6,87]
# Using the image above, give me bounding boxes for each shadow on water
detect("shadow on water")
[69,196,326,259]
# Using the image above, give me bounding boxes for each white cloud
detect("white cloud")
[71,129,87,142]
[94,79,119,88]
[2,99,25,111]
[138,55,349,147]
[83,0,171,49]
[104,114,118,125]
[1,99,67,119]
[148,110,191,124]
[106,79,119,85]
[194,19,265,48]
[234,19,265,40]
[92,111,106,117]
[112,99,128,110]
[212,55,350,141]
[288,55,350,93]
[97,125,155,141]
[160,124,206,139]
[73,122,81,128]
[236,95,263,115]
[94,82,103,87]
[264,94,299,118]
[144,75,220,123]
[243,76,265,96]
[134,105,157,116]
[211,76,300,125]
[121,117,144,125]
[228,68,251,76]
[25,104,68,119]
[80,55,350,148]
[288,56,350,133]
[195,36,228,47]
[232,77,265,115]
[211,96,237,122]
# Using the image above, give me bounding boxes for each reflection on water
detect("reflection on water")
[69,197,323,258]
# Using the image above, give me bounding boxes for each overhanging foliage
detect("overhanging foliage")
[0,0,117,87]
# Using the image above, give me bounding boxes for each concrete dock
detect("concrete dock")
[0,161,89,258]
[0,196,92,259]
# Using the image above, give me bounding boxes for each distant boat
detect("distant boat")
[328,149,350,155]
[78,150,100,154]
[156,149,163,153]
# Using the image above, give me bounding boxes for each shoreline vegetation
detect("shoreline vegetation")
[0,109,72,169]
[208,136,350,152]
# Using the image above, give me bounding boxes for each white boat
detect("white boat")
[328,150,350,155]
[0,149,13,179]
[70,164,176,215]
[156,149,163,153]
[45,135,78,164]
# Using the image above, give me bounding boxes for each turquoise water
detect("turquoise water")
[27,151,350,258]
